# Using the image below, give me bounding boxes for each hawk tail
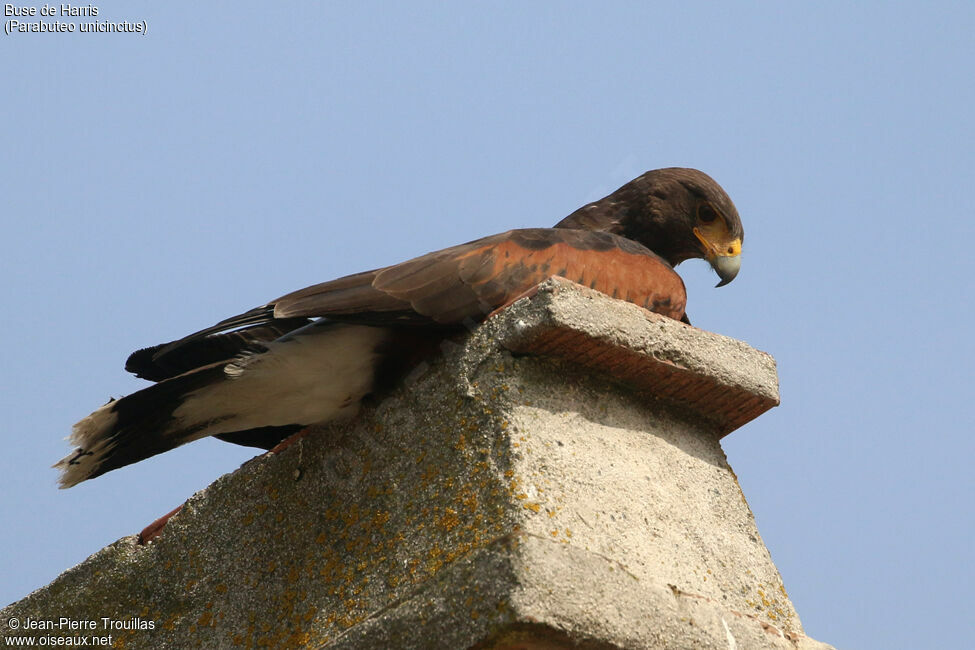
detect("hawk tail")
[54,364,225,488]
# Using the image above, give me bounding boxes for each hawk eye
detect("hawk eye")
[698,204,718,223]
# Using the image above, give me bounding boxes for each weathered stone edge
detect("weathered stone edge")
[473,277,780,435]
[324,532,835,650]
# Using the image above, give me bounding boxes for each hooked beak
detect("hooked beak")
[693,225,742,288]
[711,254,741,287]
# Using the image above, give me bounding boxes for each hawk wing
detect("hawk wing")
[129,228,685,381]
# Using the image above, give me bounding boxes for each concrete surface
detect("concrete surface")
[2,278,833,649]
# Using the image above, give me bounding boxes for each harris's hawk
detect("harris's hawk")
[55,167,742,488]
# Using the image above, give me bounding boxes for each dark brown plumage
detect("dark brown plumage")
[56,168,743,487]
[557,167,743,269]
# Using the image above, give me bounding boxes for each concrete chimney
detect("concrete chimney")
[2,278,833,649]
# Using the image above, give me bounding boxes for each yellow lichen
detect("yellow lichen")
[437,508,460,531]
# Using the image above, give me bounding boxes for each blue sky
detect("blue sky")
[2,3,973,648]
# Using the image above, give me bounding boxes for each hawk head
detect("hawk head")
[556,168,744,287]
